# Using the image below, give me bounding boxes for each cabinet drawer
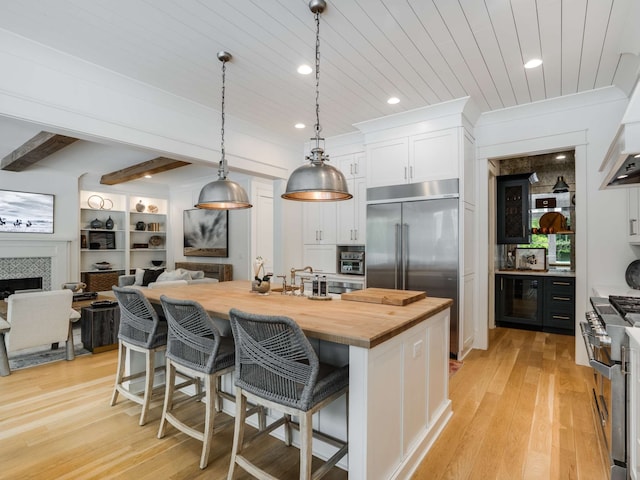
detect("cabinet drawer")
[546,293,575,311]
[546,278,574,295]
[544,311,574,330]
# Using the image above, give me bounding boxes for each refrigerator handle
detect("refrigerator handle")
[395,223,400,289]
[403,223,408,290]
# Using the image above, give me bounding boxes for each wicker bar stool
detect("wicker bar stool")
[158,296,264,469]
[110,286,168,426]
[227,308,349,480]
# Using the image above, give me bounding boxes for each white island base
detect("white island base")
[348,307,452,479]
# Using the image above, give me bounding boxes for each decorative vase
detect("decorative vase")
[135,221,146,231]
[90,218,103,229]
[105,216,114,230]
[135,200,145,212]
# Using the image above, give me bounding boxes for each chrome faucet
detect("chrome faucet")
[290,266,313,285]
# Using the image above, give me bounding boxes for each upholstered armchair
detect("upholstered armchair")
[0,289,80,376]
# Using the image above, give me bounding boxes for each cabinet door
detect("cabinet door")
[409,129,459,182]
[495,275,542,327]
[336,177,367,245]
[629,335,640,480]
[496,175,530,244]
[366,138,409,188]
[302,244,336,274]
[336,152,366,180]
[303,202,336,244]
[629,188,640,244]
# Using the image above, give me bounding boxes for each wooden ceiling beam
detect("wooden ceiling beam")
[1,132,78,171]
[100,157,191,185]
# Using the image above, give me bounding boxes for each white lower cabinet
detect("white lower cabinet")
[628,328,640,480]
[349,307,451,479]
[628,188,640,244]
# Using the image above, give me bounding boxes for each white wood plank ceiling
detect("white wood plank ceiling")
[0,0,638,140]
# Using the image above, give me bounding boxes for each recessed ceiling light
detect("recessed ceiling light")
[555,154,566,160]
[295,123,306,129]
[387,97,400,105]
[144,175,152,179]
[297,64,312,75]
[524,58,543,69]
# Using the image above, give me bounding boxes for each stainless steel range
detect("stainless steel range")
[581,295,640,480]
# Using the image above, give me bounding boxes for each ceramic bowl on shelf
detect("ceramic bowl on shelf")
[151,260,164,267]
[94,262,112,270]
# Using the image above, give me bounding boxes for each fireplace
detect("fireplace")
[0,277,43,300]
[0,241,72,295]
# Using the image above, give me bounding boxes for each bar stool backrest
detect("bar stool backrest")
[160,295,225,374]
[229,308,320,411]
[112,286,165,348]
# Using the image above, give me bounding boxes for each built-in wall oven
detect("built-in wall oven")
[581,296,640,480]
[339,251,365,275]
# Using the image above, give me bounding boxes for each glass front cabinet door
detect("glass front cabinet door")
[497,173,531,244]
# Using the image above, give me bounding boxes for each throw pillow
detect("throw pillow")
[142,268,165,286]
[188,270,205,280]
[156,270,191,283]
[134,268,146,286]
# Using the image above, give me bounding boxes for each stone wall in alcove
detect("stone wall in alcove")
[498,150,575,195]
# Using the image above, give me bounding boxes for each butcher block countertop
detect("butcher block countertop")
[142,280,452,349]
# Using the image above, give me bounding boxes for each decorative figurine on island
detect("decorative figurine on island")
[251,256,272,294]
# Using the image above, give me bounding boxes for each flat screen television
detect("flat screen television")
[0,189,54,233]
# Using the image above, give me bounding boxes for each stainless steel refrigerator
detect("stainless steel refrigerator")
[366,179,459,357]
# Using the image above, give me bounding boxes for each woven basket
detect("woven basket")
[83,271,121,293]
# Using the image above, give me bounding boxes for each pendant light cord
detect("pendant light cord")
[314,10,322,149]
[218,57,227,179]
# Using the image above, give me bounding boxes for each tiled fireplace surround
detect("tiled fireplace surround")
[0,241,72,292]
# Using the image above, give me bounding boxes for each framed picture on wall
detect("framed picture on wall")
[0,189,54,233]
[515,247,547,271]
[183,209,228,257]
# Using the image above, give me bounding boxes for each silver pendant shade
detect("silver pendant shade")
[282,0,352,202]
[195,51,252,210]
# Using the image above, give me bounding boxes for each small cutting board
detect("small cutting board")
[341,288,426,306]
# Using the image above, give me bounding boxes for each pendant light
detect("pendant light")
[552,176,569,193]
[282,0,352,201]
[196,51,252,210]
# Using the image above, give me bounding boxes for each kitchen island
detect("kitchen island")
[142,280,453,479]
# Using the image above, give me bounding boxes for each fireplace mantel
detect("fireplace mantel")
[0,240,72,291]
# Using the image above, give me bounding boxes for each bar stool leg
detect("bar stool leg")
[139,349,155,426]
[299,411,313,480]
[200,373,217,469]
[158,359,176,439]
[110,342,126,406]
[228,388,247,480]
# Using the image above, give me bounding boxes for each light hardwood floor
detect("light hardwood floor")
[0,327,608,479]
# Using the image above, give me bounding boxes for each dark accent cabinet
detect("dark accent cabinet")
[543,277,575,334]
[496,274,575,335]
[497,174,530,244]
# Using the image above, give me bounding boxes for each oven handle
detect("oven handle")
[579,322,614,379]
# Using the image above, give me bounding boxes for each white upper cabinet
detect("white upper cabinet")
[366,138,409,188]
[409,129,459,182]
[337,151,366,180]
[366,128,460,189]
[303,202,337,245]
[335,152,366,245]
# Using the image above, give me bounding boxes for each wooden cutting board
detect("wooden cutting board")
[341,288,426,306]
